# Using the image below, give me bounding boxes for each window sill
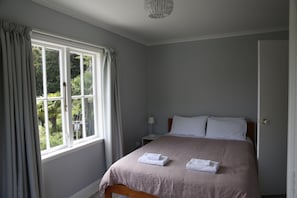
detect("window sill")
[41,138,104,163]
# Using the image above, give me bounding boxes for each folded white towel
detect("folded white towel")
[190,159,211,166]
[143,152,162,160]
[138,154,169,166]
[186,158,220,173]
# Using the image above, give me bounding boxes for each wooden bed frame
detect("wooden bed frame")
[104,118,256,198]
[105,184,156,198]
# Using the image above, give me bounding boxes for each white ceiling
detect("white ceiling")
[33,0,289,46]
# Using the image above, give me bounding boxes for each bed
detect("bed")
[99,117,260,198]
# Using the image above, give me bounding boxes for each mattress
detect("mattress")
[99,135,260,198]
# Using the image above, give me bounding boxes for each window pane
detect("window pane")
[33,38,100,155]
[83,55,93,95]
[48,100,63,148]
[46,48,60,97]
[85,97,94,137]
[71,53,81,96]
[33,46,43,98]
[72,99,83,140]
[37,101,46,151]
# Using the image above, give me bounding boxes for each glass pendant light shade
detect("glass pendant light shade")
[145,0,174,19]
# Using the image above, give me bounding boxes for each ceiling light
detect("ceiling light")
[144,0,174,19]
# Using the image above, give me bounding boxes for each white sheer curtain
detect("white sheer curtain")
[0,20,43,198]
[102,48,124,168]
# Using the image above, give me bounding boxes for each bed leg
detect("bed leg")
[105,187,112,198]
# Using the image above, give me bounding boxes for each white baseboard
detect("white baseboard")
[70,179,101,198]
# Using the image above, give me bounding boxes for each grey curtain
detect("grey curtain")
[102,48,124,168]
[0,20,43,198]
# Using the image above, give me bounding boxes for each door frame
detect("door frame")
[287,0,297,197]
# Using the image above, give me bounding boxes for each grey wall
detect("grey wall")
[42,142,105,198]
[0,0,147,197]
[147,31,288,133]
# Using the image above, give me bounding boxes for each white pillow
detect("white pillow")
[206,117,247,141]
[170,115,208,137]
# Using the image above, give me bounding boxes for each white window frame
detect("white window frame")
[32,31,104,158]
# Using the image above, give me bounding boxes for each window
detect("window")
[32,34,102,156]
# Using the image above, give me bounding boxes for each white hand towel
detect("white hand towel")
[186,158,220,173]
[143,152,162,160]
[138,155,169,166]
[190,159,211,166]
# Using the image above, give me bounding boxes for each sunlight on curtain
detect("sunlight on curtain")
[102,48,124,168]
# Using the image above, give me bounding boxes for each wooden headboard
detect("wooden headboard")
[168,118,256,143]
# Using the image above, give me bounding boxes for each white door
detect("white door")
[258,40,288,195]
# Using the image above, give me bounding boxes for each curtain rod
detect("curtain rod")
[32,29,109,51]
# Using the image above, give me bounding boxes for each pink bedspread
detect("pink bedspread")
[99,136,260,198]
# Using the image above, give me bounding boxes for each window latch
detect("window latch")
[63,82,67,111]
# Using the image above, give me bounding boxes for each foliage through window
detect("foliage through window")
[32,36,102,155]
